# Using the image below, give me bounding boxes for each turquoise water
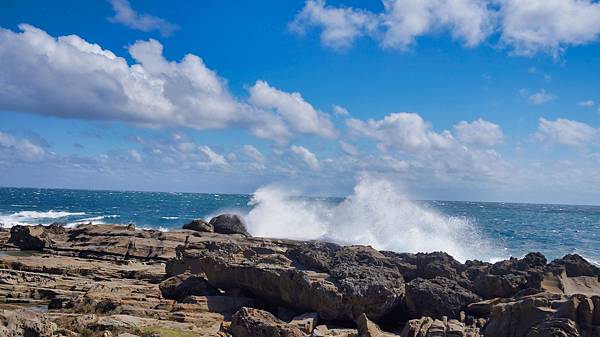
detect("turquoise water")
[0,187,598,264]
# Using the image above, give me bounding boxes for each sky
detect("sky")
[1,0,600,204]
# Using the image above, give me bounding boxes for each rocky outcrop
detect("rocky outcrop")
[169,240,405,322]
[480,292,600,337]
[0,309,58,337]
[230,307,307,337]
[182,218,214,233]
[1,221,599,337]
[159,272,219,301]
[405,277,481,318]
[209,213,251,236]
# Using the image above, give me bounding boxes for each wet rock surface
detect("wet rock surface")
[0,220,599,336]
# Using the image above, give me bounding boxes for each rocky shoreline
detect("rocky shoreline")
[0,215,599,337]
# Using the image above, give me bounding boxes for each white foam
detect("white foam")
[246,175,499,262]
[0,210,86,228]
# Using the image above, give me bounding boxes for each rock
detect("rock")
[405,277,481,319]
[8,225,47,250]
[183,219,214,233]
[159,273,219,301]
[399,316,480,337]
[0,309,58,337]
[356,313,398,337]
[171,240,405,322]
[209,214,251,236]
[290,312,319,334]
[312,325,358,337]
[483,295,556,337]
[526,318,580,337]
[230,307,307,337]
[549,254,600,277]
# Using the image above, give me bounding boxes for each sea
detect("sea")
[1,181,599,265]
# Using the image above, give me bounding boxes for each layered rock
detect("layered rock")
[168,240,405,322]
[1,221,599,337]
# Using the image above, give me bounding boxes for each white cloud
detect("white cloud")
[332,105,350,116]
[108,0,179,36]
[128,149,142,163]
[248,80,337,139]
[242,145,266,164]
[292,0,493,51]
[499,0,600,56]
[535,117,597,148]
[380,0,494,49]
[520,89,555,105]
[199,146,229,167]
[578,100,595,107]
[289,0,379,50]
[291,0,600,56]
[347,112,455,153]
[0,132,49,162]
[0,25,336,144]
[454,119,504,146]
[290,145,320,171]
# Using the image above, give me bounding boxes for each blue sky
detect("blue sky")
[1,0,600,204]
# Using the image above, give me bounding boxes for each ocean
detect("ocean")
[1,182,599,265]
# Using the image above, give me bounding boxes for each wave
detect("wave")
[0,210,86,228]
[246,175,500,262]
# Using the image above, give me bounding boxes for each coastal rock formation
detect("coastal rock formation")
[168,240,405,321]
[182,219,214,233]
[0,220,599,337]
[209,213,251,236]
[230,307,306,337]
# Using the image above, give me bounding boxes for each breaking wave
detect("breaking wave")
[246,175,500,262]
[0,210,86,228]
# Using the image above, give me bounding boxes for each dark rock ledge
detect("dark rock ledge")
[0,216,598,337]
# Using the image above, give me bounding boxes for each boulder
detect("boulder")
[209,214,251,236]
[0,309,58,337]
[159,273,219,301]
[549,254,600,277]
[171,240,406,322]
[405,277,481,319]
[8,225,47,250]
[230,307,307,337]
[182,219,213,233]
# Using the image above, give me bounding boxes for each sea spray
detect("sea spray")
[246,175,499,262]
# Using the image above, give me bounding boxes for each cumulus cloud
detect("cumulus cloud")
[454,119,504,146]
[289,0,379,50]
[535,118,598,148]
[290,145,320,171]
[0,132,49,162]
[520,89,556,105]
[291,0,600,56]
[248,80,337,139]
[499,0,600,56]
[347,112,455,153]
[345,113,509,184]
[0,25,340,144]
[332,105,350,116]
[108,0,179,36]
